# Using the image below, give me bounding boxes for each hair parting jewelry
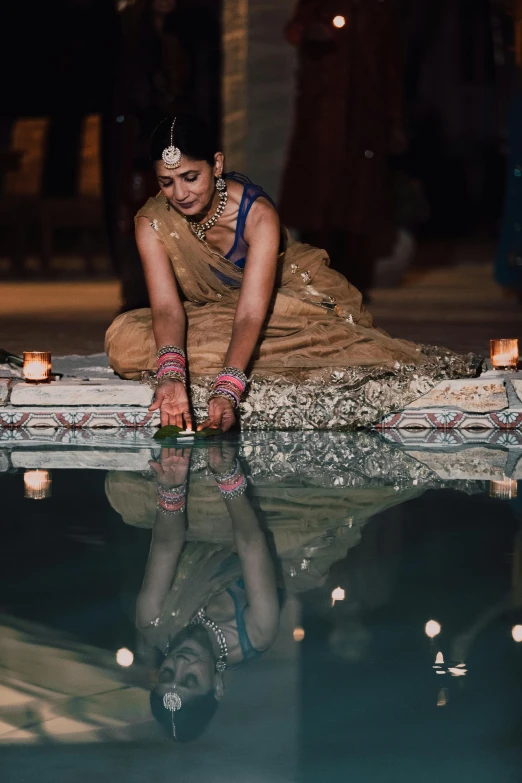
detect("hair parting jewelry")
[162,117,182,169]
[163,689,182,739]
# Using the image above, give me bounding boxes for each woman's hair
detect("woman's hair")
[150,115,219,166]
[150,690,219,742]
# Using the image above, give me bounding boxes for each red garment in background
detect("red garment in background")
[279,0,404,253]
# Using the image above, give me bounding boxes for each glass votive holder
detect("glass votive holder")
[23,351,52,383]
[489,478,517,500]
[24,469,52,500]
[489,339,519,370]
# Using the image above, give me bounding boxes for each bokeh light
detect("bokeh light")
[293,627,305,642]
[332,15,346,29]
[512,625,522,643]
[425,620,442,638]
[116,647,134,667]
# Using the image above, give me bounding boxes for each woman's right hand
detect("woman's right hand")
[149,379,193,430]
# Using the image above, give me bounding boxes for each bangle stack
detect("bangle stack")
[157,483,187,515]
[209,367,248,409]
[157,345,187,386]
[212,461,248,499]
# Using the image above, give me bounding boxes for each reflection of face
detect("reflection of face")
[154,625,217,704]
[155,158,219,218]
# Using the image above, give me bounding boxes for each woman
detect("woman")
[132,443,281,741]
[105,115,478,432]
[107,436,430,740]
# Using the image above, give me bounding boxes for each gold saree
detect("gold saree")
[105,193,480,428]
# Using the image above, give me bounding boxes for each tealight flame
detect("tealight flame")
[331,586,346,606]
[425,620,441,639]
[293,627,305,642]
[24,469,52,500]
[435,651,444,665]
[332,15,346,28]
[116,648,134,667]
[23,351,52,383]
[512,625,522,643]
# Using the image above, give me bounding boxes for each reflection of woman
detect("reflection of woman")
[135,444,281,741]
[105,115,478,432]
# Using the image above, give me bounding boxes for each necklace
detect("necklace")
[186,184,228,241]
[191,608,228,672]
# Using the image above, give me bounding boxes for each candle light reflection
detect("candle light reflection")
[24,470,52,500]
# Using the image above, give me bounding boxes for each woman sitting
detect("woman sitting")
[105,115,478,431]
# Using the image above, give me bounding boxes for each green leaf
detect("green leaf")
[194,428,223,438]
[153,425,183,441]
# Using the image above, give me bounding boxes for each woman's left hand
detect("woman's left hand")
[198,397,237,433]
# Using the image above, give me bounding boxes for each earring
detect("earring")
[165,197,170,211]
[216,176,226,192]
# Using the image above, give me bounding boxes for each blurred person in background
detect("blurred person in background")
[494,0,522,300]
[279,0,407,301]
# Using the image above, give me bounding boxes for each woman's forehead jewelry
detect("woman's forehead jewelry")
[163,689,182,740]
[162,117,182,169]
[163,690,182,712]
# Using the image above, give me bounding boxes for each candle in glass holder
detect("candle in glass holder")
[489,477,518,500]
[24,469,52,500]
[490,339,519,370]
[23,351,52,383]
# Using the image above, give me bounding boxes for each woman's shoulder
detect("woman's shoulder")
[135,194,165,222]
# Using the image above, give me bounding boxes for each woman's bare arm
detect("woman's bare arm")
[198,200,280,431]
[223,199,280,370]
[136,216,186,347]
[136,217,193,429]
[225,491,280,651]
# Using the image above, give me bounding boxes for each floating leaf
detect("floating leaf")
[153,425,183,441]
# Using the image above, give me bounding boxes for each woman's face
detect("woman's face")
[154,625,220,704]
[154,153,224,218]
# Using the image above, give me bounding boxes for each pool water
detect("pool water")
[1,432,521,782]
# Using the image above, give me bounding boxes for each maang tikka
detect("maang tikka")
[162,117,182,169]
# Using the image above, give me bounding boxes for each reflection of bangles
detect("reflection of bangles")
[210,459,240,484]
[215,470,248,500]
[157,482,187,515]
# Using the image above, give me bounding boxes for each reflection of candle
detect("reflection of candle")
[490,339,518,370]
[332,15,346,28]
[23,351,52,383]
[24,469,52,500]
[331,586,345,606]
[489,478,518,500]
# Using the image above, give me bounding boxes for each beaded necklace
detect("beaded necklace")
[191,608,229,672]
[186,183,228,242]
